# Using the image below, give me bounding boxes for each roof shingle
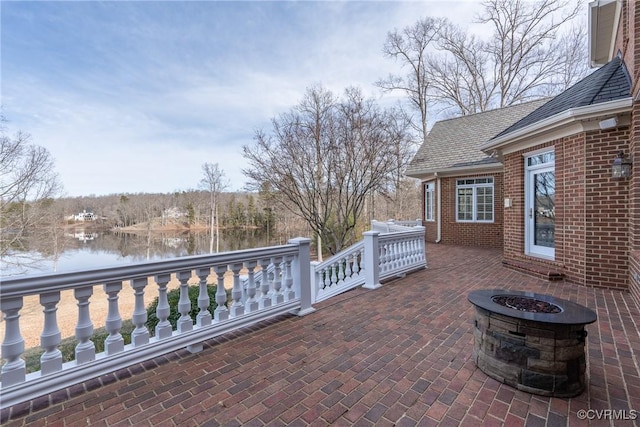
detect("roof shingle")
[494,56,631,139]
[406,99,549,177]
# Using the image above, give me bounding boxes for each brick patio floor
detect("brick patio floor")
[2,245,640,426]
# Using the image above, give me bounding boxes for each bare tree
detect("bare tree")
[430,0,586,115]
[376,17,446,144]
[427,23,494,116]
[1,120,62,268]
[380,1,587,119]
[242,85,409,256]
[200,162,228,253]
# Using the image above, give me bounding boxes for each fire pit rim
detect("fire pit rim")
[467,289,597,325]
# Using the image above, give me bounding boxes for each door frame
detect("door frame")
[524,149,555,259]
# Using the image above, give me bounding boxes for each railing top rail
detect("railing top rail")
[313,240,365,270]
[378,228,425,240]
[0,243,300,298]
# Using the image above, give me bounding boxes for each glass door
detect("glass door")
[525,151,555,259]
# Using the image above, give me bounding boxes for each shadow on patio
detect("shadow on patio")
[3,245,639,426]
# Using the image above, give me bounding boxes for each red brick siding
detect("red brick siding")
[502,128,631,290]
[558,134,587,284]
[438,173,504,248]
[503,138,585,283]
[630,251,640,307]
[584,128,630,290]
[630,101,640,305]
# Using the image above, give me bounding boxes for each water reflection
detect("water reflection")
[2,228,275,276]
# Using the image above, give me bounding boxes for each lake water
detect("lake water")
[2,228,281,277]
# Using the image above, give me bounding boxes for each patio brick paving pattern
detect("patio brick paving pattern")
[2,245,639,426]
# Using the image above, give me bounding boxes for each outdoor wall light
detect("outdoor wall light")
[612,151,632,179]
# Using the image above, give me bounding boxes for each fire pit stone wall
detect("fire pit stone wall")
[468,290,596,398]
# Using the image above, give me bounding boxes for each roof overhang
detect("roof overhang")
[405,163,503,181]
[589,0,621,67]
[479,97,633,155]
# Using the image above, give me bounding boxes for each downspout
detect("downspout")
[435,173,442,243]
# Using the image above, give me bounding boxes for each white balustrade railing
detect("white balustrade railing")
[378,229,426,279]
[312,224,426,303]
[371,219,422,233]
[0,237,314,408]
[0,224,426,409]
[312,240,365,302]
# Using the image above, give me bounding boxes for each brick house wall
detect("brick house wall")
[502,127,631,290]
[613,0,640,304]
[630,100,640,306]
[436,173,504,248]
[585,128,630,290]
[503,138,585,283]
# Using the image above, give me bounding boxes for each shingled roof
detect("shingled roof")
[493,56,631,140]
[406,99,549,178]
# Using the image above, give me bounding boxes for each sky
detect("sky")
[1,0,574,197]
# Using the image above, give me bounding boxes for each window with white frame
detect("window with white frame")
[456,177,494,222]
[425,182,435,221]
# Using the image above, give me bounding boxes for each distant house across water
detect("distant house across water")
[67,209,96,222]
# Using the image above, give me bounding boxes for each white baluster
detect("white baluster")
[391,241,398,269]
[337,260,345,283]
[74,286,95,363]
[258,258,272,309]
[272,256,284,304]
[345,254,353,279]
[244,261,258,313]
[401,240,409,266]
[1,296,26,386]
[130,278,149,347]
[353,249,362,275]
[104,281,124,355]
[283,255,295,301]
[330,262,338,287]
[196,267,212,327]
[176,271,193,333]
[230,263,244,317]
[383,242,390,271]
[154,273,173,339]
[40,291,62,374]
[214,265,229,321]
[321,265,328,288]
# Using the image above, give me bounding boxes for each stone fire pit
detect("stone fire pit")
[468,289,597,397]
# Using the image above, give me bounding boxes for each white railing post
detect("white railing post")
[214,265,229,321]
[310,261,320,304]
[39,291,62,375]
[283,255,295,301]
[271,256,284,305]
[154,274,173,339]
[258,258,272,309]
[244,261,258,312]
[230,263,245,317]
[104,281,124,355]
[196,267,212,326]
[176,271,193,333]
[74,286,95,364]
[363,231,382,289]
[1,296,25,386]
[289,237,315,316]
[130,278,150,347]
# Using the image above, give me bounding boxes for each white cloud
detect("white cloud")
[2,0,581,197]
